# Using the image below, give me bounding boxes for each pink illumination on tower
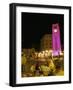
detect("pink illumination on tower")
[52,23,61,56]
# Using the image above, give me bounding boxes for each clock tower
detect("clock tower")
[52,23,61,56]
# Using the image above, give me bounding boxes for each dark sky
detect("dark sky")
[22,12,64,50]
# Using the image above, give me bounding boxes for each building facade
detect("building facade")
[40,34,52,51]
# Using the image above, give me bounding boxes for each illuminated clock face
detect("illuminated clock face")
[54,29,57,32]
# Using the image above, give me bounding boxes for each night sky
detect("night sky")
[22,12,64,50]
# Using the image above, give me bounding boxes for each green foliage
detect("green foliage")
[22,54,27,65]
[30,65,36,72]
